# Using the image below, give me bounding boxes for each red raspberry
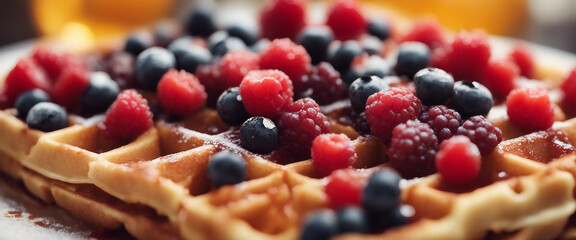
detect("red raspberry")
[295,62,346,105]
[259,38,311,82]
[312,134,357,177]
[31,47,78,81]
[239,70,294,119]
[51,66,90,111]
[508,42,535,79]
[480,60,519,99]
[561,68,576,108]
[157,69,207,116]
[195,62,224,107]
[365,88,422,143]
[101,90,153,140]
[388,120,438,179]
[326,0,367,41]
[259,0,306,40]
[418,105,462,142]
[435,135,481,186]
[456,116,503,155]
[220,51,260,88]
[400,19,447,49]
[432,31,491,81]
[0,57,50,109]
[277,98,331,159]
[506,87,554,132]
[325,168,369,209]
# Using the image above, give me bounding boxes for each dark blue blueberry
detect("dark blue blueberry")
[207,151,247,188]
[367,18,390,40]
[168,37,193,59]
[414,68,455,105]
[297,26,334,65]
[227,23,259,46]
[185,5,216,38]
[250,39,270,53]
[361,55,392,78]
[26,102,68,132]
[168,39,212,73]
[361,36,383,56]
[348,76,390,113]
[217,87,251,126]
[452,81,493,119]
[153,22,182,48]
[134,47,176,90]
[300,210,338,240]
[337,206,370,234]
[342,69,361,86]
[208,31,247,57]
[240,117,278,154]
[394,41,431,80]
[15,89,50,119]
[81,72,120,113]
[362,168,401,215]
[388,206,411,228]
[329,40,363,74]
[124,31,154,56]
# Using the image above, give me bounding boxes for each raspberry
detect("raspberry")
[295,62,346,105]
[101,90,153,140]
[0,57,50,109]
[326,0,367,41]
[259,38,311,82]
[480,60,519,99]
[388,120,438,179]
[508,42,535,79]
[506,87,554,132]
[400,19,447,50]
[51,66,90,111]
[277,98,331,159]
[157,69,207,116]
[312,134,357,177]
[259,0,306,40]
[239,70,294,119]
[31,47,82,81]
[435,135,481,186]
[219,51,260,88]
[456,116,503,155]
[419,105,462,142]
[195,62,225,107]
[325,168,369,209]
[561,68,576,108]
[365,88,422,143]
[432,31,491,81]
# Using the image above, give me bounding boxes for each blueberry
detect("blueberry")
[240,117,279,154]
[207,151,247,188]
[297,26,334,65]
[337,206,370,234]
[168,39,211,73]
[26,102,68,132]
[362,168,401,215]
[367,18,390,40]
[342,69,361,86]
[361,56,392,78]
[388,206,410,228]
[134,47,176,90]
[81,72,120,113]
[361,36,383,56]
[300,210,338,240]
[217,87,251,126]
[452,81,493,119]
[414,68,455,105]
[185,5,216,38]
[348,76,390,112]
[208,31,247,57]
[123,31,153,56]
[227,23,259,46]
[394,42,431,80]
[15,89,50,119]
[329,40,363,74]
[250,39,270,53]
[153,22,181,48]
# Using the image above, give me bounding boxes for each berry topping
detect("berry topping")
[0,57,50,109]
[348,76,390,113]
[394,41,431,80]
[80,72,120,113]
[433,31,491,81]
[185,5,216,38]
[545,129,576,158]
[217,87,251,126]
[209,34,247,57]
[312,134,357,177]
[101,89,153,140]
[329,40,363,74]
[414,68,454,105]
[506,87,554,132]
[31,47,80,81]
[388,120,438,178]
[456,115,503,155]
[362,168,401,214]
[350,55,392,79]
[134,47,176,90]
[295,62,346,105]
[326,0,367,41]
[509,42,535,79]
[301,210,338,240]
[365,88,422,142]
[452,81,493,119]
[51,66,90,110]
[153,22,181,48]
[239,70,294,119]
[15,89,50,119]
[325,168,367,209]
[436,136,481,186]
[172,42,212,74]
[337,206,370,234]
[226,23,259,46]
[26,102,68,132]
[277,98,331,159]
[207,151,247,188]
[239,116,279,154]
[157,69,207,116]
[220,51,260,88]
[297,26,335,65]
[123,31,154,56]
[367,18,390,40]
[361,36,383,56]
[259,0,306,40]
[106,52,137,89]
[259,38,311,82]
[561,68,576,108]
[195,62,225,107]
[400,19,446,50]
[480,60,519,99]
[419,105,462,142]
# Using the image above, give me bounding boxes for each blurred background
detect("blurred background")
[0,0,575,53]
